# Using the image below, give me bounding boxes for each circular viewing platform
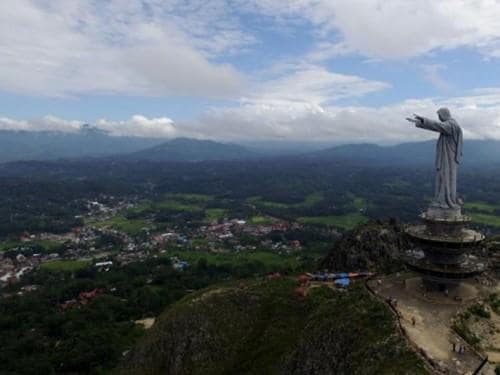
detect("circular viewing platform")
[406,224,485,245]
[420,211,471,224]
[405,254,486,279]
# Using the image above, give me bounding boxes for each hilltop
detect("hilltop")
[119,278,427,375]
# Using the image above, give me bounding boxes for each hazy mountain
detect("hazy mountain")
[1,126,499,166]
[0,129,164,162]
[120,137,258,162]
[309,140,500,166]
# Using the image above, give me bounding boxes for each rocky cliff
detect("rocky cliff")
[321,220,409,273]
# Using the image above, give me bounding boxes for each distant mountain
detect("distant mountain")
[120,137,258,162]
[0,129,164,162]
[309,140,500,166]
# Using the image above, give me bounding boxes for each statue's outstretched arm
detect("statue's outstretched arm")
[417,117,452,135]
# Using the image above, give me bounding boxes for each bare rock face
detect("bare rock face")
[320,220,409,273]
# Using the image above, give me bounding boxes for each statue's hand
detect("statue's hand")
[414,114,424,122]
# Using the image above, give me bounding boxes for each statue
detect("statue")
[406,108,463,216]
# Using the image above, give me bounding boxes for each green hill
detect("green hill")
[119,279,427,375]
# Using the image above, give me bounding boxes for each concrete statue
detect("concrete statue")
[407,108,463,216]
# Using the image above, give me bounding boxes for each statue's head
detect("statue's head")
[437,107,451,122]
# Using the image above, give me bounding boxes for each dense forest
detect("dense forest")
[1,157,499,237]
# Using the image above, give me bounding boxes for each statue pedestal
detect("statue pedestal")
[405,205,485,292]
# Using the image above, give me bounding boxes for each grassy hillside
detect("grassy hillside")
[119,279,427,375]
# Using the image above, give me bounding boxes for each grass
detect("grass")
[297,213,368,230]
[383,177,411,190]
[248,216,274,225]
[168,250,301,270]
[41,259,92,272]
[205,208,227,221]
[128,200,154,215]
[470,213,500,228]
[248,192,324,209]
[165,193,212,203]
[157,200,203,212]
[0,239,64,252]
[465,201,499,213]
[92,216,151,235]
[0,240,24,252]
[463,201,500,227]
[352,197,366,210]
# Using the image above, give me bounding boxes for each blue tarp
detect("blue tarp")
[334,278,350,287]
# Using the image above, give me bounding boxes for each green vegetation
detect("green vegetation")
[465,201,499,213]
[470,213,500,228]
[489,293,500,314]
[352,196,366,210]
[248,192,324,209]
[165,193,213,203]
[41,259,92,272]
[121,280,427,375]
[205,208,227,221]
[0,239,24,251]
[92,216,151,235]
[169,250,301,271]
[464,201,500,227]
[452,318,481,349]
[298,212,368,230]
[128,200,154,215]
[248,215,274,225]
[468,303,491,319]
[0,239,65,252]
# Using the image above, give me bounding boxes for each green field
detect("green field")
[41,259,92,272]
[465,201,499,214]
[128,200,154,215]
[92,216,151,235]
[248,192,324,209]
[298,213,368,230]
[248,215,274,225]
[165,193,213,203]
[0,239,64,252]
[157,200,203,212]
[169,250,301,269]
[470,213,500,227]
[464,201,500,227]
[205,208,227,221]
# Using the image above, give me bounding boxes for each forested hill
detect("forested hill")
[120,279,427,375]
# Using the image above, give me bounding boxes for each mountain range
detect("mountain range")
[0,128,499,165]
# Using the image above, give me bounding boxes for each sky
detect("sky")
[2,0,500,143]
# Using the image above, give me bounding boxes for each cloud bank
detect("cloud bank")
[3,89,500,143]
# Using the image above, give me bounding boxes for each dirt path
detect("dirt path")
[367,273,485,374]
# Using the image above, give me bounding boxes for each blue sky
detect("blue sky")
[1,0,500,142]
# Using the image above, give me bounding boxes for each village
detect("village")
[0,196,312,291]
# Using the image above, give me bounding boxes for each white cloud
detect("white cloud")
[0,115,179,138]
[4,89,500,143]
[0,116,81,133]
[245,65,390,105]
[96,115,177,138]
[247,0,500,59]
[192,90,500,143]
[0,0,245,97]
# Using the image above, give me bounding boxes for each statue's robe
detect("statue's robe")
[417,112,463,210]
